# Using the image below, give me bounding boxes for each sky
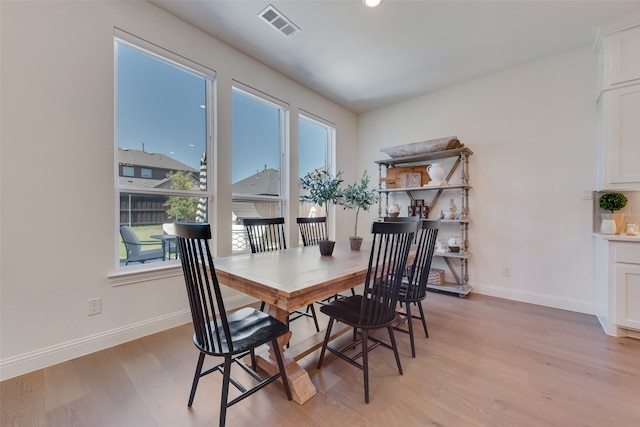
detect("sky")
[118,42,327,183]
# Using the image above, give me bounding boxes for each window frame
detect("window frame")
[297,110,337,238]
[112,30,215,277]
[231,82,289,254]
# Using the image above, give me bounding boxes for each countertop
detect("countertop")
[593,233,640,242]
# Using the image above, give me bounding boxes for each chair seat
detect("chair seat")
[319,295,397,329]
[397,281,426,303]
[196,307,289,356]
[127,248,165,263]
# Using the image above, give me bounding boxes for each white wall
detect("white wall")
[358,46,598,312]
[0,1,357,380]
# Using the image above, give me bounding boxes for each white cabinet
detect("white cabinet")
[375,147,473,297]
[614,244,640,330]
[595,237,640,338]
[600,24,640,89]
[597,22,640,190]
[598,85,640,189]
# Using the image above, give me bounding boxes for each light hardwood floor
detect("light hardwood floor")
[2,293,640,426]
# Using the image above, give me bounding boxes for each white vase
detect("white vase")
[427,163,446,185]
[600,218,617,235]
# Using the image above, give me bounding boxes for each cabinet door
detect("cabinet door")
[604,25,640,88]
[615,263,640,330]
[599,84,640,189]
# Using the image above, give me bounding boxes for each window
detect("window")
[115,35,214,268]
[298,113,334,226]
[231,84,287,254]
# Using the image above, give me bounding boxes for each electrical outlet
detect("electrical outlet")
[502,266,512,277]
[88,298,102,316]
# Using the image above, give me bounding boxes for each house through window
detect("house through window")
[115,34,214,268]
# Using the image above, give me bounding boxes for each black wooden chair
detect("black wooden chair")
[296,216,328,246]
[243,217,320,333]
[174,222,291,427]
[394,219,439,357]
[316,221,417,403]
[297,216,353,302]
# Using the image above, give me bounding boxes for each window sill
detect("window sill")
[109,261,183,287]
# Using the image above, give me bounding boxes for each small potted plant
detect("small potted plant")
[599,192,628,235]
[299,169,344,255]
[341,171,379,250]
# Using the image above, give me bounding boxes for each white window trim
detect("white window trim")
[231,81,289,207]
[111,29,216,283]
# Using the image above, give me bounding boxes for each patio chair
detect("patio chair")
[120,225,165,265]
[174,222,291,427]
[316,220,417,403]
[243,217,320,333]
[161,223,178,259]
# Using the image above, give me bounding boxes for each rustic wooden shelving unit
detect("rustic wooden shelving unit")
[375,147,473,297]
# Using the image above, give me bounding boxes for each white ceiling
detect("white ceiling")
[152,0,640,113]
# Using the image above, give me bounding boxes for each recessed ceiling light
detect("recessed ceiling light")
[363,0,382,7]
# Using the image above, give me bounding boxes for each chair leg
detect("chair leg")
[317,317,335,369]
[250,349,257,371]
[308,304,320,332]
[387,326,403,375]
[361,328,370,404]
[271,338,292,401]
[219,356,233,427]
[406,302,416,358]
[188,352,206,406]
[417,301,429,338]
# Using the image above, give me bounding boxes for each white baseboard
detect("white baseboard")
[0,294,256,381]
[471,282,596,315]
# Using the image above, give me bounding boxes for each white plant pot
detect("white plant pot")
[600,218,617,235]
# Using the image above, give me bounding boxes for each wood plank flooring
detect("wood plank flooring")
[2,293,640,426]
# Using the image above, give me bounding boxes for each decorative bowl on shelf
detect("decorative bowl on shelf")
[387,204,401,217]
[448,246,460,253]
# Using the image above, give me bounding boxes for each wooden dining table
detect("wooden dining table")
[213,241,373,404]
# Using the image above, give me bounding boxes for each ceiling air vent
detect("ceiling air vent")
[259,5,300,37]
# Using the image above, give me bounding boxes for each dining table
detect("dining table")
[212,241,373,404]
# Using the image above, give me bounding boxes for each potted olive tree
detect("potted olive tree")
[299,169,344,255]
[341,171,379,250]
[599,192,628,235]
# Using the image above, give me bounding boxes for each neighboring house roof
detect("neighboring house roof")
[119,177,164,188]
[118,148,197,172]
[232,168,280,196]
[118,149,200,191]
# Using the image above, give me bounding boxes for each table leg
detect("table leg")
[255,304,317,404]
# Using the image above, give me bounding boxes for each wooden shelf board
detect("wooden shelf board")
[427,283,472,297]
[434,251,472,259]
[379,184,471,193]
[375,147,473,166]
